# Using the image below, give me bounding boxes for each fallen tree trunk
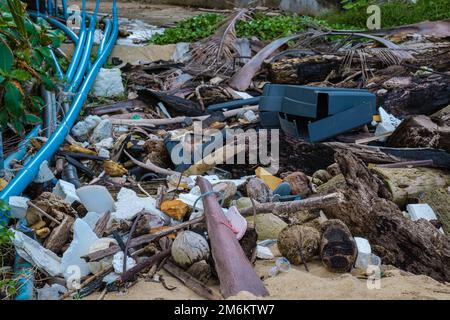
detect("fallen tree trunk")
[269,55,342,84]
[370,166,450,207]
[320,151,450,283]
[387,115,450,153]
[197,176,269,298]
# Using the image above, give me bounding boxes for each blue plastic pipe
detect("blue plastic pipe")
[0,1,118,202]
[98,18,111,56]
[68,0,100,93]
[66,0,87,82]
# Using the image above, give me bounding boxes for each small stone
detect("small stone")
[213,182,237,207]
[246,178,272,203]
[84,115,102,130]
[98,148,110,159]
[95,137,114,151]
[312,170,332,184]
[91,119,112,143]
[246,213,287,240]
[235,197,254,211]
[278,225,320,265]
[161,199,190,221]
[284,172,310,198]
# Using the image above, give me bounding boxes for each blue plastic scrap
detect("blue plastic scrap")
[259,84,376,142]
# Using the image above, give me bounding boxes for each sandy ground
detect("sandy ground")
[85,249,450,300]
[83,1,204,26]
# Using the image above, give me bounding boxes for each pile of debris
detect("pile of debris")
[2,11,450,300]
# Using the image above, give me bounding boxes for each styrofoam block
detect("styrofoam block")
[53,180,80,204]
[9,196,29,219]
[406,204,438,221]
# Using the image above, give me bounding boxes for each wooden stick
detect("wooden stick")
[123,150,176,176]
[27,201,61,225]
[238,192,344,216]
[93,211,111,237]
[109,106,259,127]
[163,261,223,300]
[355,132,393,144]
[82,217,204,262]
[59,266,113,300]
[375,159,434,168]
[121,249,171,282]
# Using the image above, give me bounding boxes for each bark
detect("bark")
[196,176,269,298]
[121,249,171,282]
[44,216,74,254]
[370,166,450,207]
[238,192,344,216]
[376,74,450,117]
[269,55,342,84]
[163,261,222,300]
[320,151,450,283]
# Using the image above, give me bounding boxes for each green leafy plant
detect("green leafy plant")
[149,12,335,45]
[323,0,450,29]
[0,0,64,134]
[150,13,225,45]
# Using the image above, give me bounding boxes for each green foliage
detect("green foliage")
[150,0,450,45]
[0,0,63,134]
[150,13,225,45]
[323,0,450,29]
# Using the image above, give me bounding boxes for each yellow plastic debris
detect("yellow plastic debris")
[103,160,128,177]
[160,199,190,221]
[63,144,97,156]
[255,167,282,191]
[0,178,7,191]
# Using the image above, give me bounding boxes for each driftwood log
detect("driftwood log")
[238,192,344,216]
[320,151,450,282]
[387,115,450,153]
[269,55,342,84]
[370,166,450,206]
[196,176,269,298]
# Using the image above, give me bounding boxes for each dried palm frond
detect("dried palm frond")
[189,9,249,75]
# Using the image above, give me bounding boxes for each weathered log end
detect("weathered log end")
[321,151,450,283]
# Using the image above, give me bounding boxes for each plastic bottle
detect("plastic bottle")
[269,257,291,277]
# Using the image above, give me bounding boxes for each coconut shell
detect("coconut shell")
[277,225,320,265]
[320,219,357,273]
[171,231,210,268]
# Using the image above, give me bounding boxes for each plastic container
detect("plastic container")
[269,257,291,277]
[355,252,381,271]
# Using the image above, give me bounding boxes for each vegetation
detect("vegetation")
[149,0,450,45]
[324,0,450,29]
[0,0,64,135]
[0,199,16,299]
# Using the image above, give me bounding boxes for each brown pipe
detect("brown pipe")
[196,176,269,298]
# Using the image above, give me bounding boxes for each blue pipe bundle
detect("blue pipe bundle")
[0,0,119,300]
